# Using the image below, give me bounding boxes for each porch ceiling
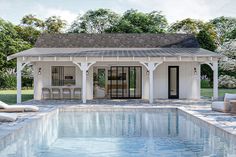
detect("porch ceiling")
[8,47,222,60]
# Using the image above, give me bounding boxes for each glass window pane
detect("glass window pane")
[170,68,177,96]
[51,66,75,86]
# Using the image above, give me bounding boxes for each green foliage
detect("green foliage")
[0,71,16,89]
[44,16,67,33]
[14,25,41,45]
[219,75,236,88]
[21,14,66,33]
[210,16,236,43]
[227,29,236,39]
[169,18,218,45]
[0,18,31,71]
[197,30,217,51]
[69,9,120,33]
[106,10,168,33]
[169,18,205,34]
[201,80,211,88]
[21,14,45,28]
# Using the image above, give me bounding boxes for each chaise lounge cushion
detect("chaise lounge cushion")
[211,101,226,112]
[0,101,39,112]
[211,93,236,112]
[0,113,17,122]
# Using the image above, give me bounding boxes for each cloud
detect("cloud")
[116,0,236,23]
[30,4,79,25]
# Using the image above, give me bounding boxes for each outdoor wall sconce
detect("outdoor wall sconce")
[86,70,89,75]
[38,68,42,75]
[146,70,149,75]
[194,67,197,75]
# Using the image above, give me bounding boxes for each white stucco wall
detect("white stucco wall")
[34,62,82,100]
[153,62,201,99]
[33,61,200,100]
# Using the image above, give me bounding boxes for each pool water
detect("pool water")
[0,109,236,157]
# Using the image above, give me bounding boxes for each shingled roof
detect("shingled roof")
[8,33,222,60]
[35,33,200,48]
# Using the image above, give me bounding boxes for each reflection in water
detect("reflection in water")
[0,109,236,157]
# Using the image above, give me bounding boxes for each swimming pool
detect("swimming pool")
[0,108,236,157]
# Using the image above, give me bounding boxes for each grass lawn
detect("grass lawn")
[1,88,236,104]
[0,89,33,104]
[201,88,236,98]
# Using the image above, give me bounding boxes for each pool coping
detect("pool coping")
[0,105,236,151]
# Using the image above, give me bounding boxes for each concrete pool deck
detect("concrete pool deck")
[0,99,236,150]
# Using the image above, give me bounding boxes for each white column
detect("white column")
[213,62,218,99]
[148,63,155,104]
[73,61,96,103]
[17,59,22,104]
[140,61,162,104]
[81,63,87,103]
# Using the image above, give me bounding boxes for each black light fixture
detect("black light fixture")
[146,70,149,75]
[194,67,197,75]
[38,68,42,75]
[86,70,89,75]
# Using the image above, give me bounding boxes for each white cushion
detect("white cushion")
[7,105,39,112]
[223,93,236,111]
[0,101,9,109]
[0,101,39,112]
[0,113,17,122]
[224,93,236,102]
[212,101,225,112]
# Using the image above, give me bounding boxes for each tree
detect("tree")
[44,16,67,33]
[210,16,236,43]
[217,39,236,88]
[169,18,219,86]
[14,25,41,45]
[106,10,168,33]
[0,18,31,72]
[21,14,44,29]
[69,9,120,33]
[21,14,66,33]
[227,29,236,39]
[197,30,217,51]
[169,18,205,34]
[169,18,218,44]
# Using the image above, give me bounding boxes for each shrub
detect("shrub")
[0,71,16,89]
[201,79,211,88]
[219,75,236,88]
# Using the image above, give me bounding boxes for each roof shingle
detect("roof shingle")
[35,33,200,48]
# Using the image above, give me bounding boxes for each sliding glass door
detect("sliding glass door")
[109,66,142,99]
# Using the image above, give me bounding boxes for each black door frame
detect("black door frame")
[110,66,142,99]
[168,66,179,99]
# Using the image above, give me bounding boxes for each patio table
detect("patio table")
[230,100,236,114]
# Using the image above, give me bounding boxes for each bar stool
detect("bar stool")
[62,88,71,99]
[73,88,81,99]
[51,88,61,99]
[42,88,51,100]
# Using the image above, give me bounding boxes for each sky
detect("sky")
[0,0,235,25]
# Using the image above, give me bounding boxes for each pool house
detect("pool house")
[7,34,222,104]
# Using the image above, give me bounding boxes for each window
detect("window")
[51,66,76,86]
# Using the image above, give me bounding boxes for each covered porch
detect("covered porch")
[8,48,221,104]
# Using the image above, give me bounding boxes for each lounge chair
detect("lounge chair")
[0,113,17,122]
[0,101,39,112]
[211,93,236,112]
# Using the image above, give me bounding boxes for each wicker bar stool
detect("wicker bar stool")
[42,88,51,100]
[51,88,61,99]
[62,88,71,99]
